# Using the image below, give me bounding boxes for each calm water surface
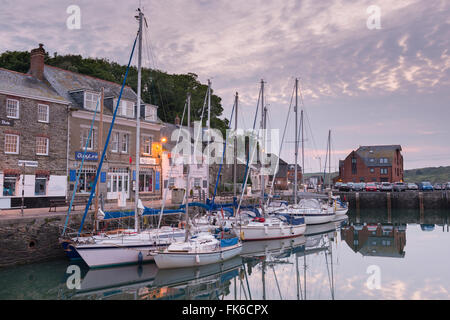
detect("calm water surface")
[0,209,449,300]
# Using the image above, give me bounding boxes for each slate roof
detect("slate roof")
[0,67,67,103]
[355,145,402,167]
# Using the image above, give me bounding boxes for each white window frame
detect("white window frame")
[4,134,19,154]
[81,127,95,151]
[116,99,134,118]
[111,131,119,153]
[84,92,100,111]
[6,99,19,119]
[142,135,153,155]
[121,133,129,153]
[37,104,49,123]
[145,105,157,121]
[36,137,49,156]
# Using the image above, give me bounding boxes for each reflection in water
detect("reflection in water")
[0,209,448,300]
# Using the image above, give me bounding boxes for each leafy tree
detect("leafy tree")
[0,50,229,135]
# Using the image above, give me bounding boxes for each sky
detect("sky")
[1,0,449,172]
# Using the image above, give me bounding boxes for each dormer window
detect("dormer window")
[84,92,100,111]
[145,105,157,122]
[115,99,134,118]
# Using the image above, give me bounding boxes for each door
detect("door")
[107,169,130,200]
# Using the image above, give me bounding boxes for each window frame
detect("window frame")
[36,136,49,156]
[37,104,49,123]
[84,91,100,111]
[121,133,129,154]
[4,134,19,154]
[6,99,19,119]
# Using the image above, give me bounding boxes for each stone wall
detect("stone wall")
[0,212,93,268]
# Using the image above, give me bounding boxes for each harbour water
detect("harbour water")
[0,209,448,300]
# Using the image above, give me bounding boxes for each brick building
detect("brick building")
[0,55,70,208]
[337,145,404,183]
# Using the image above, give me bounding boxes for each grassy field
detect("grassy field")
[404,166,450,184]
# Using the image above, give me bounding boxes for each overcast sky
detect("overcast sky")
[1,0,449,171]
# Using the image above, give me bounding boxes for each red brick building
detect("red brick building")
[337,145,404,183]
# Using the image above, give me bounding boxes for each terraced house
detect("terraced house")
[0,45,70,208]
[337,145,404,183]
[0,44,165,208]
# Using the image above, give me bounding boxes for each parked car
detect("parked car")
[380,182,393,191]
[445,182,450,190]
[418,181,434,191]
[433,183,442,190]
[334,182,343,189]
[347,182,355,191]
[407,183,418,190]
[353,183,365,191]
[375,182,382,191]
[393,182,407,192]
[365,183,377,192]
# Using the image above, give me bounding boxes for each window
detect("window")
[36,137,49,155]
[139,170,153,192]
[121,133,129,153]
[379,158,388,164]
[118,100,134,118]
[6,99,19,119]
[35,176,47,195]
[169,177,175,188]
[351,158,357,174]
[81,128,95,150]
[111,132,119,152]
[4,134,19,154]
[76,166,97,193]
[3,175,17,196]
[143,136,153,155]
[84,92,100,111]
[370,168,375,173]
[194,178,201,188]
[381,168,388,175]
[145,106,157,121]
[37,104,49,123]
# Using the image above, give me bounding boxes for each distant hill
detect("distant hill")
[404,166,450,184]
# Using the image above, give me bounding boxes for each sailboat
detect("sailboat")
[152,93,242,269]
[65,9,188,268]
[235,80,306,241]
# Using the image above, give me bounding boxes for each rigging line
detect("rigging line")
[157,100,188,229]
[266,82,295,204]
[77,34,138,236]
[237,85,263,214]
[143,25,169,121]
[61,97,100,237]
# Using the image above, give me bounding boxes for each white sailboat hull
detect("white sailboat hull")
[153,243,243,269]
[74,228,186,268]
[302,213,336,225]
[239,223,306,241]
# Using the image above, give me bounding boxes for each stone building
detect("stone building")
[337,145,404,183]
[0,50,69,208]
[39,55,163,203]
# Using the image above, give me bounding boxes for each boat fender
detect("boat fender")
[138,251,143,265]
[240,231,245,241]
[195,254,200,264]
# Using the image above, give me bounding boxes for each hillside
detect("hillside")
[404,166,450,184]
[0,50,230,134]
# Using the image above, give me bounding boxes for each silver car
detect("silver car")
[407,183,418,190]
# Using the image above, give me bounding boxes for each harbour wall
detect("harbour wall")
[0,212,94,268]
[334,191,450,211]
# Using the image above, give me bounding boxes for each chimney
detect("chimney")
[30,43,45,81]
[175,114,180,126]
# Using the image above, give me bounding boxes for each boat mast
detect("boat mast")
[328,130,331,188]
[301,109,305,188]
[134,8,143,233]
[94,87,104,233]
[207,79,211,200]
[185,93,191,242]
[260,80,265,209]
[294,78,298,204]
[234,93,238,201]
